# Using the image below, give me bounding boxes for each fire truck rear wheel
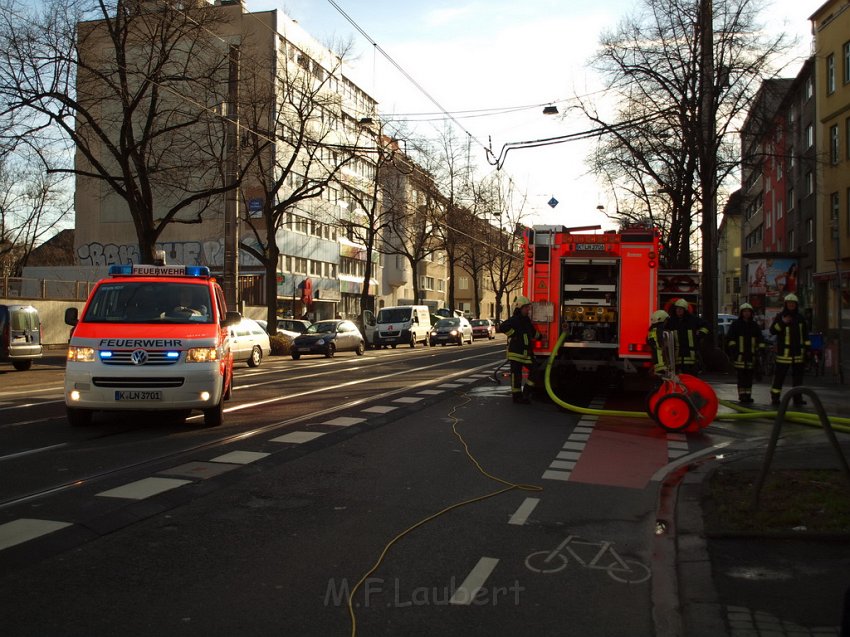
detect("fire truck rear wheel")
[652,394,695,432]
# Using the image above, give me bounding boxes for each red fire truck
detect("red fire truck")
[522,224,662,376]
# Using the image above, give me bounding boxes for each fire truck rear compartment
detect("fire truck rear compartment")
[561,258,619,347]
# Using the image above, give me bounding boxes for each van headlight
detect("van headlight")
[316,338,326,345]
[186,347,219,363]
[67,346,96,362]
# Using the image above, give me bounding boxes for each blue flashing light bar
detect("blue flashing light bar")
[166,351,180,359]
[108,264,211,277]
[100,351,113,359]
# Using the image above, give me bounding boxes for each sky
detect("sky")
[249,0,817,230]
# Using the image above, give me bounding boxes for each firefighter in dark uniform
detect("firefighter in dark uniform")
[499,295,540,404]
[724,303,764,404]
[769,293,810,406]
[666,298,709,374]
[647,310,670,376]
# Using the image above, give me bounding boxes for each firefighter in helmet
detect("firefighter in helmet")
[666,298,709,374]
[725,303,764,404]
[499,295,541,404]
[647,310,670,375]
[769,293,810,406]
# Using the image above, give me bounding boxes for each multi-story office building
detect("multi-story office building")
[73,0,380,320]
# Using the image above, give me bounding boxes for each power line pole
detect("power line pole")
[699,0,717,332]
[223,44,241,310]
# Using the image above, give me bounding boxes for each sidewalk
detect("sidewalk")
[676,369,850,637]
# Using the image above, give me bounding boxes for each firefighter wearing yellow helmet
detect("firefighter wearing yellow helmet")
[666,298,710,374]
[647,310,670,374]
[769,292,810,406]
[499,295,540,404]
[725,303,765,404]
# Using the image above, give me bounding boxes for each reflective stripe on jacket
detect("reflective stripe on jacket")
[725,318,765,370]
[770,310,809,364]
[499,309,539,365]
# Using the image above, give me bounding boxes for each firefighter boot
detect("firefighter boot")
[522,385,533,402]
[740,393,754,405]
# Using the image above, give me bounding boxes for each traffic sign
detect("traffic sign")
[548,197,559,208]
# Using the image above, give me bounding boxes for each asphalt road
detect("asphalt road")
[0,341,734,636]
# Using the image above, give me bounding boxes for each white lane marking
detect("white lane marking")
[438,383,463,388]
[392,396,424,404]
[210,451,270,465]
[96,477,192,500]
[449,557,500,605]
[323,416,366,427]
[454,378,476,384]
[0,443,69,463]
[568,433,590,441]
[542,470,571,481]
[573,426,594,434]
[563,441,585,451]
[0,518,73,551]
[549,460,576,471]
[556,450,582,461]
[417,389,444,395]
[508,497,540,526]
[650,442,732,483]
[270,431,325,444]
[361,406,397,414]
[668,441,689,450]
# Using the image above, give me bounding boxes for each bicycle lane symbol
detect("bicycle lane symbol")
[525,535,651,584]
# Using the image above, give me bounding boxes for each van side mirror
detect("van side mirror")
[223,311,241,327]
[65,307,78,326]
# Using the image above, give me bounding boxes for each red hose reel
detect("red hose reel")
[646,374,718,432]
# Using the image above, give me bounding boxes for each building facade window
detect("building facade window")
[805,76,813,100]
[458,276,469,290]
[789,229,795,252]
[788,187,795,212]
[830,125,840,164]
[805,171,814,195]
[806,218,813,243]
[845,41,850,84]
[805,123,814,148]
[827,53,836,94]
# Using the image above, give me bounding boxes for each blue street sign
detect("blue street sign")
[548,197,559,208]
[248,198,263,216]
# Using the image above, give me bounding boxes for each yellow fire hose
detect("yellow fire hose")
[543,331,850,433]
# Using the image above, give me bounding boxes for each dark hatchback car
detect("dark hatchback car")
[470,318,496,340]
[429,317,473,346]
[291,319,365,359]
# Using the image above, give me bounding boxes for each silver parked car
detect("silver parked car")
[229,317,271,367]
[429,317,473,346]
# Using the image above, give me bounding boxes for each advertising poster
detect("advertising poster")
[747,258,798,298]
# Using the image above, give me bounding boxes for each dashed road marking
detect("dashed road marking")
[361,405,397,414]
[96,477,192,500]
[270,431,326,444]
[393,396,424,404]
[508,497,540,526]
[210,451,270,464]
[450,557,500,605]
[542,470,571,481]
[0,519,72,551]
[417,389,444,395]
[323,416,366,427]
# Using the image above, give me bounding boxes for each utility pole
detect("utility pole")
[699,0,717,333]
[223,44,241,310]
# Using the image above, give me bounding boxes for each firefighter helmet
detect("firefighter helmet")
[739,303,753,311]
[784,293,799,303]
[513,295,532,309]
[651,310,669,324]
[674,298,690,310]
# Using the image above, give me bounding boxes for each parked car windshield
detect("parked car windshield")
[435,318,460,329]
[306,320,339,334]
[377,308,411,323]
[470,319,489,327]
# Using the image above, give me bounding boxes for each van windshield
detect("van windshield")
[377,308,412,323]
[83,282,213,324]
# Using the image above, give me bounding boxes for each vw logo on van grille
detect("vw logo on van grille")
[131,349,149,365]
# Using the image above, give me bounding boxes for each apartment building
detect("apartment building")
[810,0,850,334]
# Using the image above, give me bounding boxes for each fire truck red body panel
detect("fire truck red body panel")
[523,225,661,372]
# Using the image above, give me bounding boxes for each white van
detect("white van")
[372,305,432,348]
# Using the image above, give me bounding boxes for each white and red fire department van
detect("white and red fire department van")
[64,264,240,427]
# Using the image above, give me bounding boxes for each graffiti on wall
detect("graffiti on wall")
[77,239,262,267]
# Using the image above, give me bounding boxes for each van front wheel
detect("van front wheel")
[203,400,224,427]
[12,360,32,371]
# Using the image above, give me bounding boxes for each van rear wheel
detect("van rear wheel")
[12,360,32,371]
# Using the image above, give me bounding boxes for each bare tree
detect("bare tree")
[482,174,526,321]
[237,39,369,327]
[0,0,239,264]
[580,0,791,268]
[0,149,72,277]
